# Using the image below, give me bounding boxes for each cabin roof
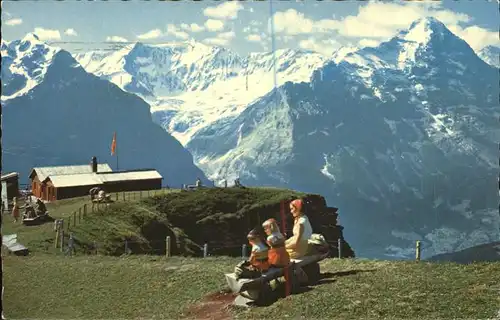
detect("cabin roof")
[47,170,162,188]
[1,172,19,181]
[30,164,113,181]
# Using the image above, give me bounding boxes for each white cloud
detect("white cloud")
[332,2,470,39]
[203,30,236,47]
[106,36,128,43]
[337,2,497,50]
[166,24,189,40]
[272,9,315,35]
[203,37,229,46]
[5,18,22,26]
[249,8,254,13]
[270,2,498,51]
[243,26,251,34]
[64,28,78,36]
[180,23,204,33]
[448,25,500,51]
[137,29,163,40]
[246,34,261,42]
[358,39,380,48]
[270,9,339,35]
[205,19,225,32]
[299,37,338,56]
[218,31,235,40]
[33,27,61,41]
[203,2,243,20]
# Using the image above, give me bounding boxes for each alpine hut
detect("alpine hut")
[29,157,163,201]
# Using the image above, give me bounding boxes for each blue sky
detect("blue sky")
[2,0,499,56]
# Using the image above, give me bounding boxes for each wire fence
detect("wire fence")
[52,188,172,231]
[55,222,426,262]
[46,187,425,261]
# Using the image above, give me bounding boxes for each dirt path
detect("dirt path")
[184,290,236,320]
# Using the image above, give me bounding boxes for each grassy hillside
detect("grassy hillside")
[3,254,500,319]
[1,189,176,254]
[68,187,308,256]
[3,187,500,319]
[42,187,354,257]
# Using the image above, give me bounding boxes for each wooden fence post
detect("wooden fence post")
[73,211,77,225]
[140,191,142,199]
[78,208,82,222]
[165,236,171,257]
[115,193,118,201]
[60,230,65,252]
[60,219,64,235]
[338,238,342,259]
[203,243,208,258]
[122,192,125,201]
[67,216,71,231]
[83,204,87,217]
[124,239,129,255]
[133,192,136,200]
[54,220,60,248]
[127,193,130,201]
[242,244,247,258]
[416,241,421,261]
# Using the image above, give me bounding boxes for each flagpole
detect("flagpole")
[116,133,119,171]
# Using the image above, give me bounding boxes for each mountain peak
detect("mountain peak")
[402,17,449,44]
[22,32,42,43]
[410,17,447,30]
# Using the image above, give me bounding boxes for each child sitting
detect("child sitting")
[262,218,290,268]
[247,228,270,272]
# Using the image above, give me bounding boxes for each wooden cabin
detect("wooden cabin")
[29,158,162,201]
[1,172,20,211]
[29,161,113,201]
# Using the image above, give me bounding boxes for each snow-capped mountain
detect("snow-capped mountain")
[1,33,60,100]
[186,17,500,258]
[74,41,326,144]
[477,45,500,68]
[1,35,208,186]
[6,17,499,259]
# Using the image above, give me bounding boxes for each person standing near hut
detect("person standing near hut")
[285,199,313,259]
[11,197,19,223]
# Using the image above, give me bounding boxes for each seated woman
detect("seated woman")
[262,218,290,268]
[247,228,270,273]
[285,199,313,259]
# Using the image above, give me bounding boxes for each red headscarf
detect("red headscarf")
[291,199,303,212]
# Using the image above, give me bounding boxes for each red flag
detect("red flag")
[111,132,117,156]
